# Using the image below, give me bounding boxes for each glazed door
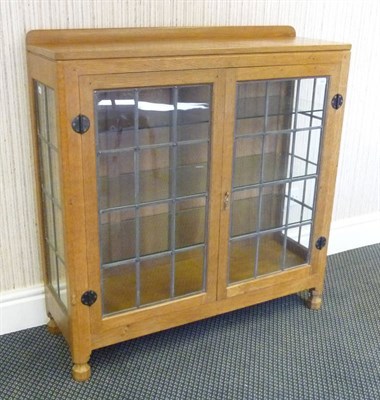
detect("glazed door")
[218,64,342,299]
[80,70,225,334]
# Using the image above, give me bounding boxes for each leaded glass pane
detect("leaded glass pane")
[35,81,67,308]
[96,84,211,315]
[229,77,327,283]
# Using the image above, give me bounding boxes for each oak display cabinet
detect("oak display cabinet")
[26,26,350,381]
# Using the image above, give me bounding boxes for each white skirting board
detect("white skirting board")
[1,212,379,336]
[0,285,48,335]
[328,212,380,255]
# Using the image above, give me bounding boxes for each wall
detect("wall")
[0,0,379,324]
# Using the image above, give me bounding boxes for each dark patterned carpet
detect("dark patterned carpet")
[1,244,379,399]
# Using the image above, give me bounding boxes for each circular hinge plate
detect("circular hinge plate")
[72,114,90,134]
[81,290,97,307]
[315,236,327,250]
[331,94,344,110]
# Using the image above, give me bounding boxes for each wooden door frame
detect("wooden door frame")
[78,69,226,341]
[217,62,345,301]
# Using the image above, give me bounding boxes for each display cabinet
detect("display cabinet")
[26,26,350,380]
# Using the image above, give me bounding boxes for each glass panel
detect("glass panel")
[257,232,284,276]
[138,87,173,131]
[314,79,328,109]
[138,87,172,145]
[229,77,328,285]
[100,209,136,264]
[140,147,170,203]
[262,132,291,183]
[294,130,309,165]
[35,81,66,308]
[292,129,320,179]
[284,227,309,269]
[139,125,171,146]
[36,82,48,139]
[267,80,295,129]
[178,122,210,142]
[309,129,322,165]
[236,81,266,136]
[177,85,211,141]
[98,129,134,152]
[176,198,206,249]
[95,89,135,151]
[175,247,204,296]
[285,180,316,226]
[50,149,61,202]
[95,84,211,314]
[102,262,136,314]
[292,157,308,179]
[229,237,257,283]
[48,247,58,293]
[177,85,211,128]
[54,206,65,259]
[307,162,317,176]
[43,195,55,246]
[98,151,135,209]
[46,87,57,148]
[57,259,68,307]
[260,183,287,231]
[177,143,208,197]
[305,178,316,208]
[298,78,326,113]
[298,78,315,113]
[286,196,303,227]
[231,189,260,237]
[140,203,170,256]
[233,136,262,188]
[39,141,51,194]
[140,255,171,305]
[300,224,312,248]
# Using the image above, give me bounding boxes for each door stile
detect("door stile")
[308,55,350,288]
[203,69,227,301]
[217,69,237,300]
[79,76,103,334]
[59,63,92,364]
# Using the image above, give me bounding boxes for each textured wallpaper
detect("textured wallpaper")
[0,0,379,291]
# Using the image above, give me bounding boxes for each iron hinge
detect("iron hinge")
[315,236,327,250]
[72,114,90,134]
[81,290,97,307]
[331,94,344,110]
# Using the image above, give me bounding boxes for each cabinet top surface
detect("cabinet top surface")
[26,26,351,60]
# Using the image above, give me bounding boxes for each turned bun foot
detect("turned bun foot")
[47,317,61,335]
[307,289,322,310]
[72,363,91,381]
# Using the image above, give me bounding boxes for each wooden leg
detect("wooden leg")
[47,316,61,335]
[307,289,322,310]
[72,363,91,382]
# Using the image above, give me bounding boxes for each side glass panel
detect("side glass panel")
[95,85,211,316]
[229,77,328,284]
[35,81,67,308]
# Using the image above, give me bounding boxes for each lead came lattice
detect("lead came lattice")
[228,77,329,283]
[95,84,212,315]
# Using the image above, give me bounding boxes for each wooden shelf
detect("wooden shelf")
[102,247,204,315]
[102,233,307,315]
[229,233,307,283]
[100,204,206,264]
